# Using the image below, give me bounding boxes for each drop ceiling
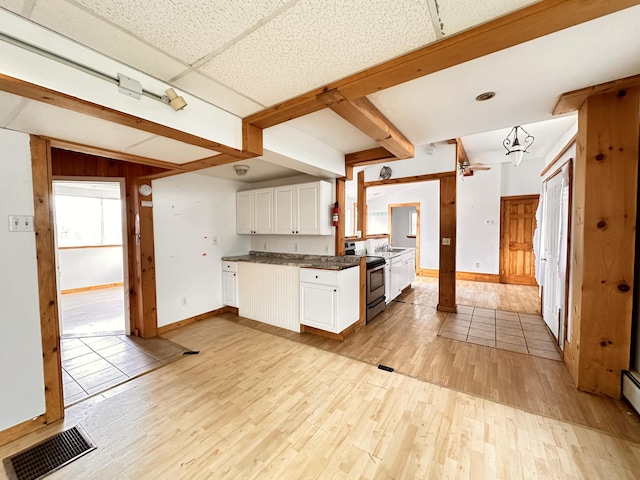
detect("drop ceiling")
[0,1,639,179]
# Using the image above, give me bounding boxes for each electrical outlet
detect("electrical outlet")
[293,243,299,252]
[212,236,218,246]
[475,262,480,268]
[181,296,187,306]
[324,244,329,254]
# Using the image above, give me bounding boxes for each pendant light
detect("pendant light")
[503,126,534,166]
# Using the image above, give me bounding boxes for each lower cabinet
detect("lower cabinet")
[222,262,238,307]
[388,250,416,302]
[300,266,359,334]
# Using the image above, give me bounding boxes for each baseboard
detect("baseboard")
[622,371,640,415]
[61,282,124,295]
[418,269,499,283]
[301,319,363,342]
[157,306,235,334]
[0,414,48,448]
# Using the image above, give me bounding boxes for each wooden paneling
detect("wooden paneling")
[245,0,638,130]
[51,149,164,338]
[567,87,640,399]
[317,89,414,159]
[30,136,64,428]
[500,195,539,286]
[335,178,346,256]
[0,74,243,156]
[437,175,457,312]
[553,73,640,115]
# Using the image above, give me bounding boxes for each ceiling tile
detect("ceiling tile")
[123,136,217,163]
[172,71,264,117]
[0,1,31,16]
[197,157,301,184]
[285,110,378,154]
[71,0,288,64]
[436,0,539,36]
[29,0,186,81]
[200,0,437,106]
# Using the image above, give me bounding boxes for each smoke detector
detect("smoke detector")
[234,165,250,176]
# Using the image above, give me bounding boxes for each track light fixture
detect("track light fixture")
[164,88,187,111]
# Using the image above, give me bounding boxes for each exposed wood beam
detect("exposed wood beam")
[179,153,256,171]
[0,73,245,157]
[364,171,455,188]
[317,89,414,159]
[345,146,397,166]
[438,175,457,313]
[246,0,639,129]
[48,138,181,171]
[553,73,640,114]
[242,119,264,157]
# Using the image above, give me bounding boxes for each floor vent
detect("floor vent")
[3,425,96,480]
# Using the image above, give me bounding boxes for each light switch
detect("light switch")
[442,237,451,246]
[8,215,34,232]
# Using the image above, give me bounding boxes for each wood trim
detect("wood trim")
[419,270,500,283]
[553,73,640,115]
[242,120,263,156]
[540,134,577,177]
[359,256,366,327]
[0,74,244,156]
[545,158,574,183]
[364,171,456,188]
[357,171,366,237]
[500,194,540,202]
[137,184,157,338]
[317,89,414,159]
[437,175,457,312]
[30,136,64,426]
[61,282,123,295]
[300,318,365,341]
[58,244,122,250]
[388,202,420,275]
[179,153,256,171]
[335,178,346,256]
[156,307,232,335]
[48,138,180,171]
[139,169,186,180]
[345,147,396,166]
[0,415,47,448]
[245,0,637,129]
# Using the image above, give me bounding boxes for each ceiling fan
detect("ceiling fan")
[458,161,491,177]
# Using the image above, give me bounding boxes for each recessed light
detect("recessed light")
[475,91,495,101]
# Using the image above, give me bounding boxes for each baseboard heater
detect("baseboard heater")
[622,370,640,414]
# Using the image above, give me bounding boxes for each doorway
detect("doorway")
[388,203,420,273]
[499,195,539,286]
[53,179,130,336]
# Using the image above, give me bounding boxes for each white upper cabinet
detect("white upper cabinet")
[236,188,273,234]
[239,181,332,235]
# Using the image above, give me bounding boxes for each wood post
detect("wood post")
[566,87,640,398]
[437,175,457,313]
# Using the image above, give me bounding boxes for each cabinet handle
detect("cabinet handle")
[292,230,295,233]
[315,275,318,278]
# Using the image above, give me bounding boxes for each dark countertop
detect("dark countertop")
[221,251,362,270]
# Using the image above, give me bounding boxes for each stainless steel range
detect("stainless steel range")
[345,242,386,322]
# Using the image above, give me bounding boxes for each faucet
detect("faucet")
[376,242,391,252]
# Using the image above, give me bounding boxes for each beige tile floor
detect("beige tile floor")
[61,335,188,405]
[438,305,562,361]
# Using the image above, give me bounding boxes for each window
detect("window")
[410,210,417,236]
[55,195,122,247]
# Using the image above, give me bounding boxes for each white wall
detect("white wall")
[457,166,501,273]
[391,206,417,248]
[0,129,46,432]
[152,172,251,327]
[58,246,123,290]
[248,174,337,255]
[501,157,545,196]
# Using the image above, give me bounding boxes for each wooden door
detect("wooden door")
[500,195,539,285]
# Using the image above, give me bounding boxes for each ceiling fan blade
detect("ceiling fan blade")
[468,163,491,171]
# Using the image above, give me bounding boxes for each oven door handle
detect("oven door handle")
[368,295,386,308]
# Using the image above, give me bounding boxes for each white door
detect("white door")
[273,186,296,234]
[542,174,562,341]
[236,191,253,234]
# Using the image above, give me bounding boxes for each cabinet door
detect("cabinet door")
[222,271,238,307]
[296,183,320,235]
[253,188,273,234]
[236,191,254,234]
[273,186,296,234]
[390,258,403,300]
[300,282,337,332]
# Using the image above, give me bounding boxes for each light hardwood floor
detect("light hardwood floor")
[2,316,640,479]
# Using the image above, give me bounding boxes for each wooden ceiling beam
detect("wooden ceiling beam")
[553,73,640,115]
[246,0,639,130]
[345,147,396,166]
[179,153,257,171]
[318,89,414,159]
[0,73,246,157]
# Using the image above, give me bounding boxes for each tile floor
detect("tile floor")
[438,305,562,361]
[61,335,188,405]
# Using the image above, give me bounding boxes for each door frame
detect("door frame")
[499,194,540,285]
[388,202,420,274]
[52,177,131,336]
